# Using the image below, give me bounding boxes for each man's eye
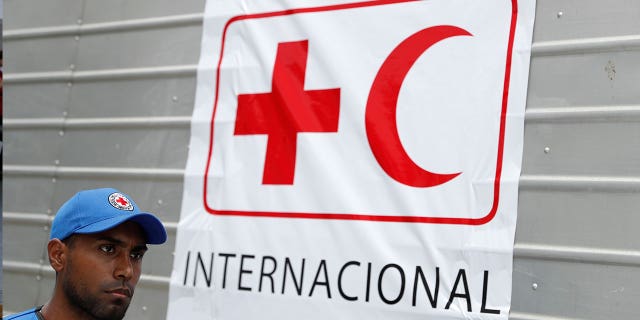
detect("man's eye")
[130,252,145,260]
[99,245,115,253]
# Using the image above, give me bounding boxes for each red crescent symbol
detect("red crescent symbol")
[365,25,471,187]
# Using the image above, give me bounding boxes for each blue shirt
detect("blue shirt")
[3,306,42,320]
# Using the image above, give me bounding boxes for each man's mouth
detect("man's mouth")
[106,287,132,299]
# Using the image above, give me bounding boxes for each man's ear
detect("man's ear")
[48,239,68,272]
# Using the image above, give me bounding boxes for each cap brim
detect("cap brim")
[74,213,167,244]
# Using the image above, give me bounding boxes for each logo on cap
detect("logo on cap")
[108,193,134,211]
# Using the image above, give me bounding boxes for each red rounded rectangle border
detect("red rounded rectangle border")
[203,0,519,225]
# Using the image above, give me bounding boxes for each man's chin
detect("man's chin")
[95,301,130,320]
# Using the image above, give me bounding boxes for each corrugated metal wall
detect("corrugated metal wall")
[3,0,639,319]
[2,0,206,318]
[511,0,640,319]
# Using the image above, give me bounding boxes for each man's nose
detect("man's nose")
[114,252,133,280]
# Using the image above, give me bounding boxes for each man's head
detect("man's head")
[47,188,167,320]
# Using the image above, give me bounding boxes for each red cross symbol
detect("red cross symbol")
[115,197,129,206]
[234,40,341,185]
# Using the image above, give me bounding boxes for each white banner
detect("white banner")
[169,0,535,318]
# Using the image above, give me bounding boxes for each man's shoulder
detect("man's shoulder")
[3,308,39,320]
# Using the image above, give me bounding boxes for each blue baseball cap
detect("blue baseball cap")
[50,188,167,244]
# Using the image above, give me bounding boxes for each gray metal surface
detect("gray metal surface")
[2,0,205,318]
[2,0,639,319]
[512,0,640,319]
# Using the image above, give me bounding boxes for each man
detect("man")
[4,188,167,320]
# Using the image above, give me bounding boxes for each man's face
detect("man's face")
[60,221,148,320]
